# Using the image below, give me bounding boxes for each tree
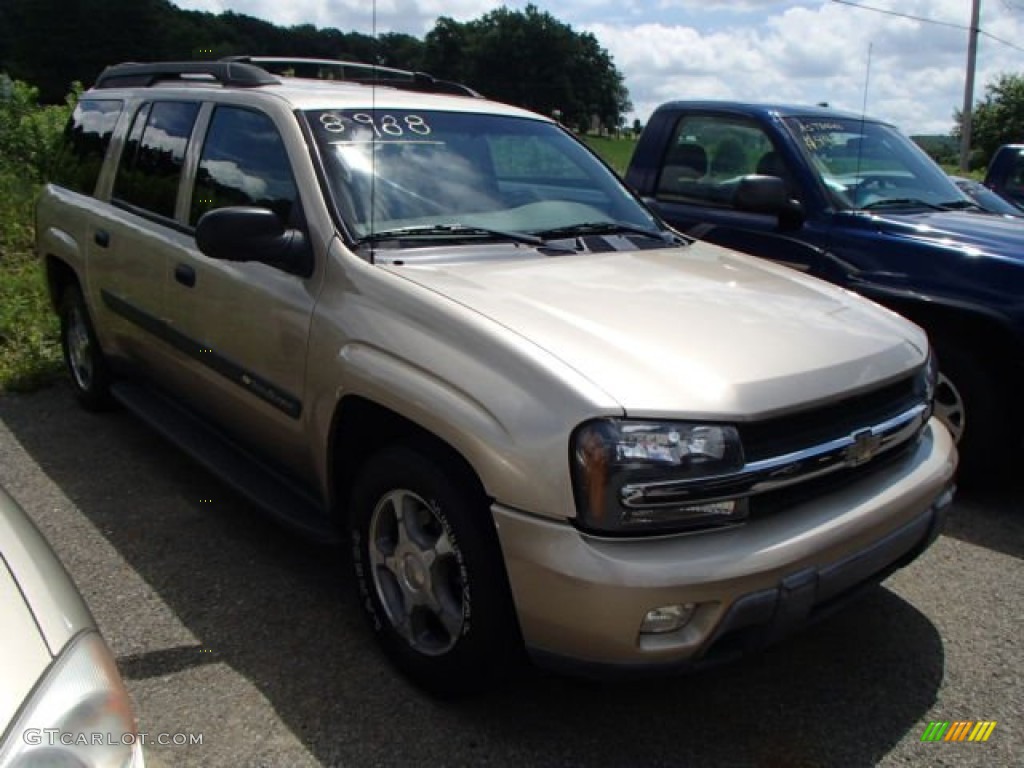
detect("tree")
[424,5,630,131]
[955,72,1024,168]
[0,0,630,129]
[0,75,76,181]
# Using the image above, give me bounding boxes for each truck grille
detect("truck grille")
[738,373,926,463]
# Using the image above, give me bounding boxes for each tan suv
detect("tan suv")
[36,57,957,695]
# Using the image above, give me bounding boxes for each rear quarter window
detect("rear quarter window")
[50,99,123,195]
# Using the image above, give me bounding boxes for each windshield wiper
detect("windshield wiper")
[360,223,569,249]
[938,199,984,211]
[859,198,952,212]
[534,221,672,241]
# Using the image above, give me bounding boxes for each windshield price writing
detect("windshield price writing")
[319,112,432,138]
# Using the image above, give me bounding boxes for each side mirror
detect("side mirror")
[195,207,312,277]
[733,175,805,230]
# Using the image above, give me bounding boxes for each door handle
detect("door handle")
[174,263,196,288]
[94,229,110,248]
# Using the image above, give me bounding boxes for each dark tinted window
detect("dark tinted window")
[113,101,199,219]
[656,115,779,206]
[1008,152,1024,195]
[51,99,123,194]
[190,106,297,226]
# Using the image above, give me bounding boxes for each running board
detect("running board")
[110,381,339,543]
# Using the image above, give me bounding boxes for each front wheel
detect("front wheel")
[59,285,111,410]
[349,445,521,696]
[932,340,1012,484]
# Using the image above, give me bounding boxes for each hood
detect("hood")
[383,243,927,419]
[868,209,1024,261]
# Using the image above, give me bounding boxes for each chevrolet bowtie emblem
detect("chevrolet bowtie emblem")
[845,429,883,467]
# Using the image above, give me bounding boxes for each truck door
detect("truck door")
[163,104,320,483]
[639,111,833,277]
[94,100,202,375]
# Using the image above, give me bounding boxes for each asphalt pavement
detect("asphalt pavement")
[0,384,1020,768]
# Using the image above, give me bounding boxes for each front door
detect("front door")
[162,104,321,483]
[641,111,834,277]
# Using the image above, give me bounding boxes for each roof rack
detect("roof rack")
[222,56,482,98]
[94,61,279,89]
[92,57,481,98]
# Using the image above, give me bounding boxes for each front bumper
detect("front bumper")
[492,419,956,674]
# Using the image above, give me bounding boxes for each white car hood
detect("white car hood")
[383,243,926,419]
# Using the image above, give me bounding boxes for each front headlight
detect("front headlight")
[0,631,144,768]
[571,419,747,535]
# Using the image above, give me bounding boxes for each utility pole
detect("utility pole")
[959,0,981,172]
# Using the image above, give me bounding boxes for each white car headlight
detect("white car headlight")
[0,631,144,768]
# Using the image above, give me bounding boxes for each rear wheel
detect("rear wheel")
[349,444,521,696]
[59,285,111,411]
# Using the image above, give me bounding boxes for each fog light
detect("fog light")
[640,603,697,634]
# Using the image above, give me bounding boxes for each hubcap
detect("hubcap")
[368,489,465,656]
[67,305,94,391]
[933,371,965,444]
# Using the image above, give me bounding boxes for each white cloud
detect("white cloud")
[171,0,1024,136]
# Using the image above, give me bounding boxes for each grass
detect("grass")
[582,135,637,176]
[0,170,63,393]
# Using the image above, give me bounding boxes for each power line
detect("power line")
[980,29,1024,53]
[830,1,970,31]
[831,0,1024,53]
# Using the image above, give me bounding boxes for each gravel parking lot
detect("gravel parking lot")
[1,385,1021,768]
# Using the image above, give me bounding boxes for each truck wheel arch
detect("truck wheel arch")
[44,255,81,312]
[880,295,1021,479]
[327,396,491,525]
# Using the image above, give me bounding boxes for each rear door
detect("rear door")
[91,99,201,375]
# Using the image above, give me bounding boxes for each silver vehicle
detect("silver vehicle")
[36,58,957,695]
[0,485,144,766]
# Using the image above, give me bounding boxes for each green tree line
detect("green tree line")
[0,0,630,132]
[955,73,1024,170]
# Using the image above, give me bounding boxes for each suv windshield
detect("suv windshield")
[784,116,972,212]
[306,109,661,245]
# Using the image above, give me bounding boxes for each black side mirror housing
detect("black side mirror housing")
[195,207,313,277]
[733,175,805,230]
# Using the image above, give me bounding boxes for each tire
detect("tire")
[59,284,112,411]
[349,444,521,696]
[932,339,1012,484]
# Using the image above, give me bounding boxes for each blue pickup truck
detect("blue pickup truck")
[984,144,1024,210]
[625,101,1024,480]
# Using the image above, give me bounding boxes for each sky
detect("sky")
[171,0,1024,136]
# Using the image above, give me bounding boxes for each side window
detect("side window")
[656,115,787,207]
[190,106,298,226]
[51,99,123,195]
[1007,153,1024,195]
[113,101,200,219]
